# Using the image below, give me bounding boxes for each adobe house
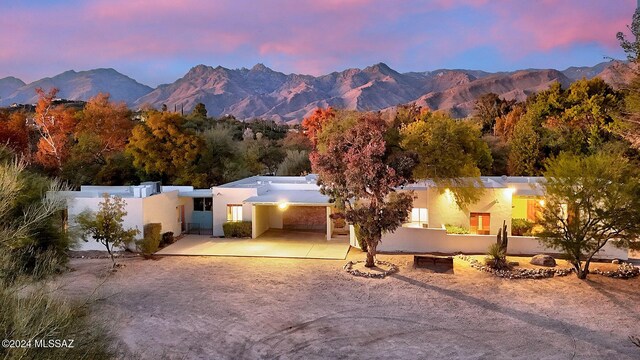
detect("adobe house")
[60,176,628,259]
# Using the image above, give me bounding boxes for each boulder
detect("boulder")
[530,254,556,267]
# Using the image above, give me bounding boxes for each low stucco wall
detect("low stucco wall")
[352,226,628,260]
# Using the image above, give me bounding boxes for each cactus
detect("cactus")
[501,220,508,252]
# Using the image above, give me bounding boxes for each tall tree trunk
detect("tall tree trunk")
[580,259,592,280]
[365,241,377,268]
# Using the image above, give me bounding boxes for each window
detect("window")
[410,208,428,227]
[194,197,212,211]
[227,204,243,222]
[470,212,491,235]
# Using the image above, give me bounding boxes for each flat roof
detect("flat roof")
[243,190,331,205]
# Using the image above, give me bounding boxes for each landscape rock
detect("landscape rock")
[530,254,556,267]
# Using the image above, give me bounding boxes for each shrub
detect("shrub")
[161,231,175,245]
[222,221,252,238]
[0,285,113,359]
[137,223,161,259]
[445,224,470,234]
[512,218,534,236]
[484,243,511,270]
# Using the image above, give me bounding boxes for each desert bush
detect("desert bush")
[511,218,534,236]
[137,223,161,258]
[161,231,175,246]
[0,285,113,360]
[445,224,470,234]
[0,157,72,285]
[222,221,252,238]
[484,243,511,270]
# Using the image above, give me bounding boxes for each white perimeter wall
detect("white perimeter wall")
[350,226,628,260]
[68,192,183,251]
[67,197,144,251]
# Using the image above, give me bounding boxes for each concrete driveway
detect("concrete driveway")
[155,229,350,259]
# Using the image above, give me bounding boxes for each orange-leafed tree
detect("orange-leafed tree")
[0,111,30,156]
[302,107,335,146]
[76,93,134,160]
[33,88,77,171]
[126,111,203,184]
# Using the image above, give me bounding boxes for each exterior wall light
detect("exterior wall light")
[278,202,289,210]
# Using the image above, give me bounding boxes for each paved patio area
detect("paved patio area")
[155,229,350,259]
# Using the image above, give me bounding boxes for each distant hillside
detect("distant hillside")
[0,69,152,107]
[0,77,26,101]
[0,61,630,122]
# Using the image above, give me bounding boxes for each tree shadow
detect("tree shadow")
[583,280,640,322]
[391,273,633,357]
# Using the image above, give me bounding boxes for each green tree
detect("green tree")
[536,152,640,279]
[126,111,203,184]
[617,8,640,149]
[400,111,492,208]
[276,150,311,176]
[508,116,543,175]
[196,124,241,185]
[76,194,139,267]
[192,102,208,118]
[310,112,416,267]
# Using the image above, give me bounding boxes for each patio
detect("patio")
[155,229,350,259]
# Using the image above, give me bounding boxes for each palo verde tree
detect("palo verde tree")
[536,152,640,279]
[76,194,139,267]
[308,110,416,267]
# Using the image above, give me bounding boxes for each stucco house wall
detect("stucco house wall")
[212,187,258,236]
[142,191,182,236]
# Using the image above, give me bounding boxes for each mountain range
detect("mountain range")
[0,61,631,123]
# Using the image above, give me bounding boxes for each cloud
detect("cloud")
[0,0,634,85]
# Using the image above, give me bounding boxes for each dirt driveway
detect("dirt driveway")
[55,251,640,359]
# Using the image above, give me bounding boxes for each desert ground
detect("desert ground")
[54,250,640,360]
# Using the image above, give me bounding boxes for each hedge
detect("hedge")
[137,223,161,258]
[222,221,252,238]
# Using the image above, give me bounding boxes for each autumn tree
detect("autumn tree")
[33,88,77,172]
[400,110,492,208]
[302,107,335,146]
[0,111,30,156]
[76,93,133,157]
[311,112,416,267]
[536,152,640,279]
[494,104,525,142]
[473,93,516,134]
[127,111,203,184]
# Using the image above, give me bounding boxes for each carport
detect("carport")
[244,190,335,240]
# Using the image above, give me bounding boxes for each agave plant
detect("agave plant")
[484,243,511,270]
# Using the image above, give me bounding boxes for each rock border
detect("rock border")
[592,263,640,279]
[343,260,399,279]
[456,255,574,279]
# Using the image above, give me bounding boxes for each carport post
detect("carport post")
[251,205,257,239]
[326,206,333,240]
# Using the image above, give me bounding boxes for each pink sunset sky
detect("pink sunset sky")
[0,0,636,86]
